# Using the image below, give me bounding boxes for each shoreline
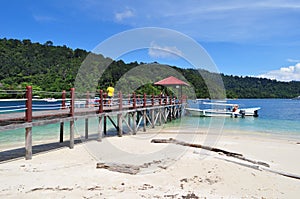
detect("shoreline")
[0,128,300,198]
[1,121,300,150]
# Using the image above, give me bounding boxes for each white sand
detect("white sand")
[0,128,300,198]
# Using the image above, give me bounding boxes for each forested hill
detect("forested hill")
[0,38,300,98]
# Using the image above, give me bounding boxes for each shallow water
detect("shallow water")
[0,99,300,149]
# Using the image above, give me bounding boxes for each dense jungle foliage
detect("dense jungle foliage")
[0,38,299,99]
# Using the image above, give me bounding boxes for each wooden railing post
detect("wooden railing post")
[62,90,66,110]
[132,92,137,134]
[69,88,75,149]
[143,93,147,107]
[70,88,75,117]
[159,94,162,105]
[133,92,136,109]
[25,86,32,160]
[103,93,107,106]
[117,91,123,136]
[151,94,154,106]
[170,95,173,121]
[25,86,32,122]
[165,95,168,105]
[119,91,123,111]
[85,91,90,108]
[99,90,103,113]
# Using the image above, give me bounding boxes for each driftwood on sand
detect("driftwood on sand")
[151,138,270,167]
[96,159,164,175]
[151,138,300,180]
[96,162,140,175]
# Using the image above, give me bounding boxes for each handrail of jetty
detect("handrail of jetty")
[0,86,187,160]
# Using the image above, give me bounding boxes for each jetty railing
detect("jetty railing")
[0,86,186,160]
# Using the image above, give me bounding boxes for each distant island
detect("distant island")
[0,38,299,99]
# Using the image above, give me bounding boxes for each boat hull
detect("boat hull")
[185,107,260,117]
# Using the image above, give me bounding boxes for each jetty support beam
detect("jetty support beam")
[25,86,32,160]
[69,88,75,149]
[117,92,123,137]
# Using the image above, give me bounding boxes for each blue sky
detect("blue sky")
[1,0,300,81]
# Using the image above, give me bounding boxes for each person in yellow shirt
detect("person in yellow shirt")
[106,84,114,105]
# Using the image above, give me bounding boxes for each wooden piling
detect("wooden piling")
[85,118,89,139]
[117,92,123,137]
[25,127,32,160]
[99,90,105,136]
[104,116,107,135]
[132,92,137,134]
[133,112,137,134]
[151,94,155,128]
[69,88,75,149]
[143,94,147,132]
[60,122,64,143]
[25,86,32,160]
[97,116,103,141]
[60,90,65,143]
[158,94,162,126]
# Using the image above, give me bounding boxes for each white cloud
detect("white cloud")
[148,42,184,59]
[114,8,134,22]
[76,0,300,43]
[258,63,300,81]
[287,58,300,63]
[33,15,56,22]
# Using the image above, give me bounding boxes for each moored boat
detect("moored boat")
[292,96,300,100]
[185,101,260,118]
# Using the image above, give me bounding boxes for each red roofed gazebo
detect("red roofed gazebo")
[154,76,189,86]
[154,76,189,100]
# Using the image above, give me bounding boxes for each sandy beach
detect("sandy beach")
[0,127,300,199]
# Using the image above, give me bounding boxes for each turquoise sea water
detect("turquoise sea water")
[0,99,300,149]
[184,99,300,136]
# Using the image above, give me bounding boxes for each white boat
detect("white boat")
[185,102,260,117]
[65,100,86,108]
[44,98,57,102]
[292,96,300,100]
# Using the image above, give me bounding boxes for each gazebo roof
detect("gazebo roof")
[154,76,189,86]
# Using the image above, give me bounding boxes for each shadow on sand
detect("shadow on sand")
[0,139,83,163]
[0,129,128,163]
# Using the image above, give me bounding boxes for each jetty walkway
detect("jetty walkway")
[0,86,186,160]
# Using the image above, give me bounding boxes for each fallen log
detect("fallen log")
[151,138,300,180]
[151,138,269,167]
[262,167,300,180]
[96,159,165,175]
[96,162,140,175]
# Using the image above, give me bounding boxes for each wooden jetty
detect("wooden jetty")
[0,86,186,160]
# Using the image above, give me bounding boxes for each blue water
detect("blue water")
[183,99,300,136]
[0,99,62,114]
[0,99,300,148]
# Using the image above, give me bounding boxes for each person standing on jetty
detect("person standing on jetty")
[106,83,115,105]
